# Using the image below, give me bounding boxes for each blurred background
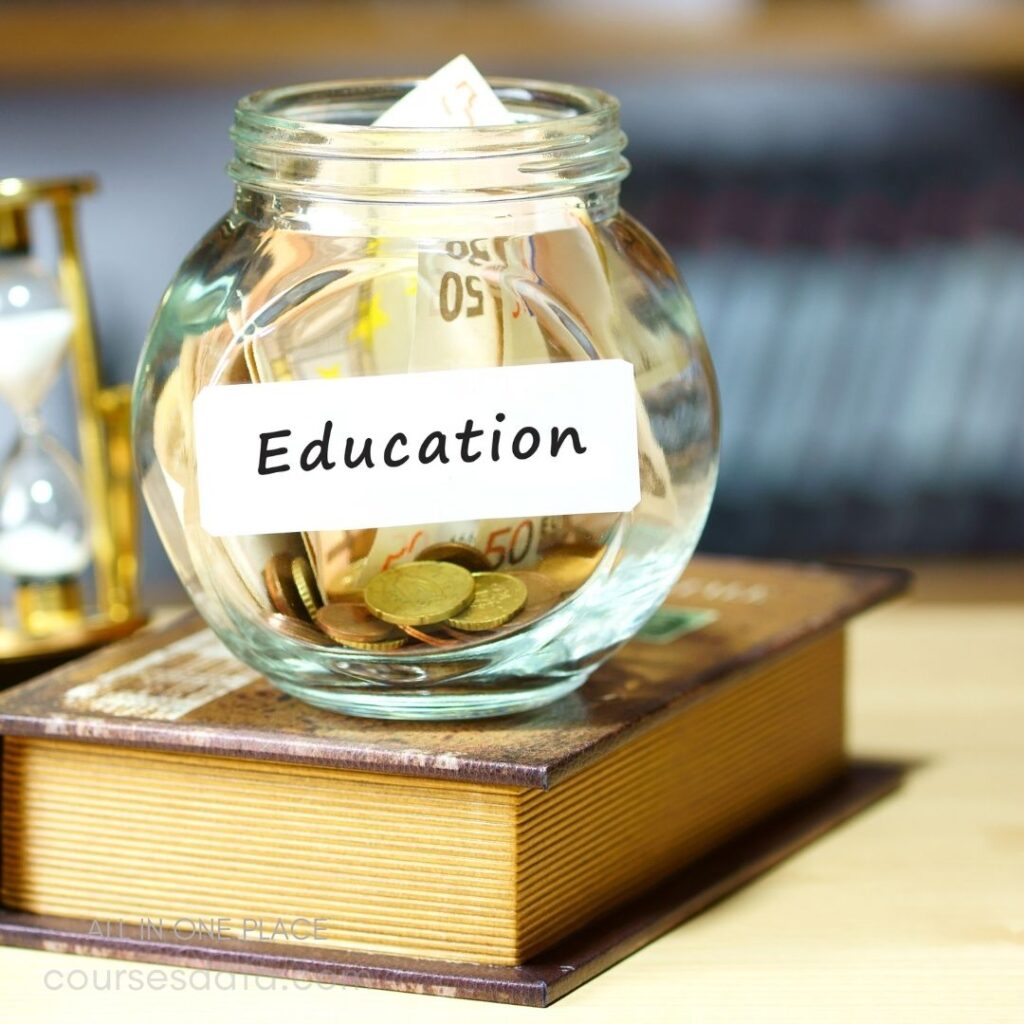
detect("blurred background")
[2,0,1023,600]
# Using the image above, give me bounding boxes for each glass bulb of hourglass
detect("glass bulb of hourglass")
[0,432,90,581]
[0,251,74,418]
[0,241,87,585]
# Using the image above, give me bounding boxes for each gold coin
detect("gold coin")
[443,624,479,642]
[509,570,561,611]
[447,572,528,632]
[443,571,560,642]
[291,555,323,618]
[337,636,408,652]
[263,553,311,621]
[535,544,604,594]
[364,561,474,626]
[415,541,492,573]
[314,602,404,648]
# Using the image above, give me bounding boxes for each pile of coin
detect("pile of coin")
[262,540,603,652]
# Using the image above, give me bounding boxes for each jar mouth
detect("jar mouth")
[229,77,629,205]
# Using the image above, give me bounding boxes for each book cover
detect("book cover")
[0,555,907,787]
[0,555,908,1004]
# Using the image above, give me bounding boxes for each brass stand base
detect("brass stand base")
[14,579,84,637]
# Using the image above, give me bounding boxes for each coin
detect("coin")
[267,612,331,645]
[447,572,528,632]
[509,570,560,610]
[291,555,323,618]
[263,553,311,621]
[535,544,604,594]
[314,602,405,648]
[443,624,479,642]
[364,561,475,626]
[336,636,408,652]
[415,542,491,573]
[400,624,458,648]
[442,570,554,640]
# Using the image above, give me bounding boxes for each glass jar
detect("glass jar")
[133,78,719,719]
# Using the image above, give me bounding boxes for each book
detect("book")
[0,555,907,1004]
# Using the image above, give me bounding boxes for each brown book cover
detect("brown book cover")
[0,555,908,1005]
[0,555,906,787]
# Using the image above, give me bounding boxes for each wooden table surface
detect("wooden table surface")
[3,568,1023,1021]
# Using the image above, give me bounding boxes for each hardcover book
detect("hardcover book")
[0,555,907,1005]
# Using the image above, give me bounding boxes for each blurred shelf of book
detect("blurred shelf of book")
[7,1,1024,80]
[625,157,1024,555]
[3,1,1023,592]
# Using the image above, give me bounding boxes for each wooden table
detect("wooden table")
[3,573,1023,1021]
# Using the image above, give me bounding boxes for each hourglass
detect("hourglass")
[0,176,144,671]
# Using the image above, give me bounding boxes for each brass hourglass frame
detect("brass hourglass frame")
[0,175,145,665]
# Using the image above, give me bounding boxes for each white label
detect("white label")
[193,361,640,537]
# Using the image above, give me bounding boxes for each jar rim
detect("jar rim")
[229,77,628,206]
[233,77,619,148]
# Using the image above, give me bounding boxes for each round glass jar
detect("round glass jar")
[133,78,719,719]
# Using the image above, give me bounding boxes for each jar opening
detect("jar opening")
[229,78,629,206]
[236,79,609,131]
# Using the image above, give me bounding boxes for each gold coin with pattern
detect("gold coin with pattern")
[447,572,528,632]
[364,561,475,626]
